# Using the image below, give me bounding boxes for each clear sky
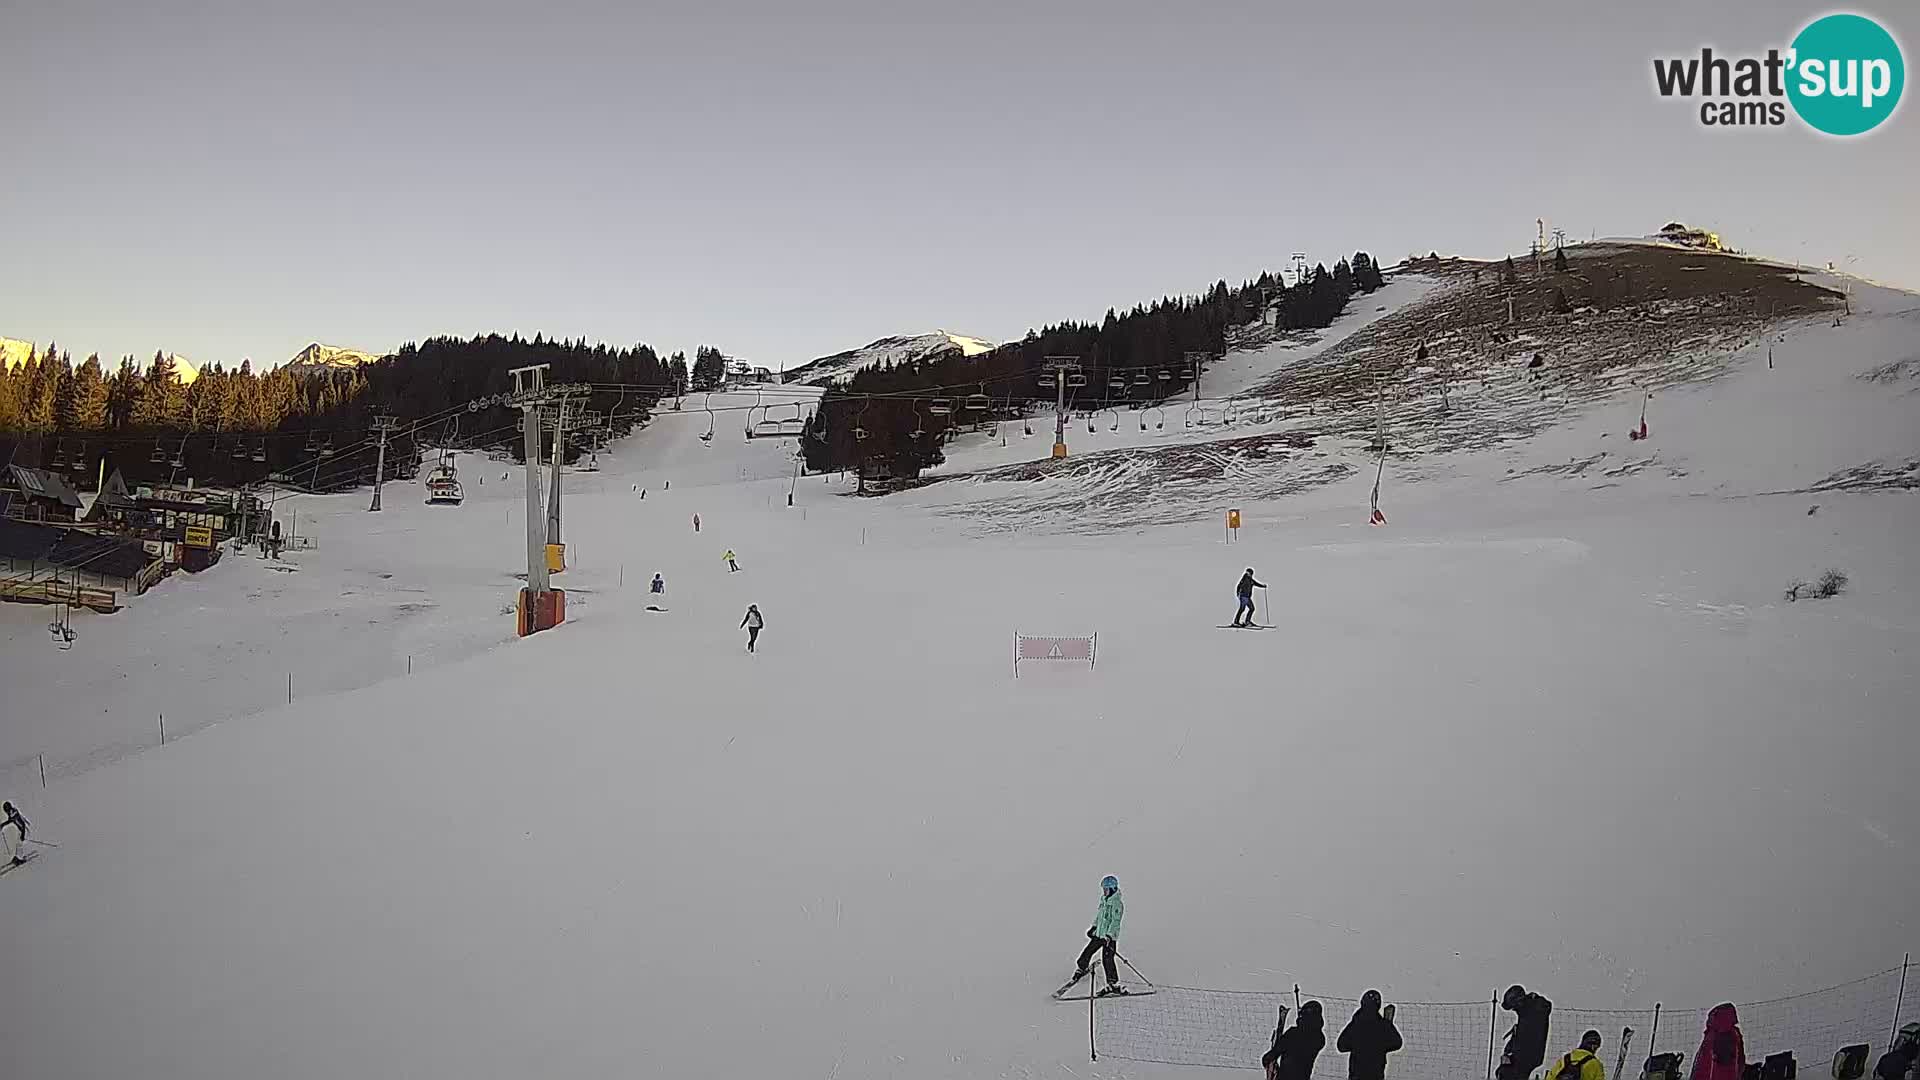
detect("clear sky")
[2,0,1914,371]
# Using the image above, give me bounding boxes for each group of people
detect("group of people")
[1259,989,1402,1080]
[1062,882,1912,1080]
[642,563,763,653]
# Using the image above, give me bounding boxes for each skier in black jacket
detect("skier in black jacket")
[1499,984,1553,1080]
[1262,1000,1326,1080]
[1232,568,1266,627]
[1337,990,1404,1080]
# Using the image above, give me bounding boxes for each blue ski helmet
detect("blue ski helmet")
[1101,875,1119,890]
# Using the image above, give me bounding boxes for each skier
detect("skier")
[692,513,700,533]
[1066,875,1125,996]
[1689,1004,1745,1080]
[740,604,764,652]
[3,800,28,866]
[1874,1024,1919,1080]
[1498,984,1553,1080]
[1263,1000,1326,1080]
[1545,1030,1607,1080]
[1232,568,1265,627]
[724,549,740,573]
[648,573,667,610]
[1336,990,1403,1080]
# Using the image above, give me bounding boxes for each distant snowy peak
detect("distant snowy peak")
[284,342,382,374]
[787,330,996,386]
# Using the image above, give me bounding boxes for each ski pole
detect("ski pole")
[25,837,59,848]
[1115,950,1156,987]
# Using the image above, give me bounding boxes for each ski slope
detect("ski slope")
[2,277,1917,1080]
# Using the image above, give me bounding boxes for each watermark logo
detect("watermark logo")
[1652,12,1904,135]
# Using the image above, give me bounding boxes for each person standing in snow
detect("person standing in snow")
[1874,1024,1919,1080]
[1545,1030,1607,1080]
[1232,568,1265,627]
[1068,875,1125,995]
[692,512,700,532]
[1263,1000,1326,1080]
[740,604,764,652]
[1498,985,1553,1080]
[1689,1004,1745,1080]
[3,801,29,866]
[724,549,740,573]
[1337,990,1403,1080]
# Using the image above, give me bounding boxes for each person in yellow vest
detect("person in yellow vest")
[1546,1030,1607,1080]
[724,549,740,573]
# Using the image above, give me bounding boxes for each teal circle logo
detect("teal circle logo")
[1787,13,1905,135]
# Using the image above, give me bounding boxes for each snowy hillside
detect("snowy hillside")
[783,330,994,386]
[0,336,33,369]
[281,341,383,374]
[2,251,1916,1080]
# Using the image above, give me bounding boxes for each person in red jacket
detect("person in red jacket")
[1690,1004,1745,1080]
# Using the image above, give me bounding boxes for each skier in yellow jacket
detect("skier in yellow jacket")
[1545,1030,1607,1080]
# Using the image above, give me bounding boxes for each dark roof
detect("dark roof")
[83,469,134,522]
[0,518,159,579]
[6,465,84,509]
[0,517,61,561]
[46,530,158,580]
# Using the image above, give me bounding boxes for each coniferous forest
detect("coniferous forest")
[3,251,1385,490]
[0,336,702,491]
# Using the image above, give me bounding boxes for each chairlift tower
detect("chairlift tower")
[468,364,589,635]
[540,397,574,550]
[1043,355,1080,459]
[367,413,400,511]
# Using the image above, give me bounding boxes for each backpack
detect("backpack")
[1559,1052,1593,1080]
[1645,1054,1684,1080]
[1763,1053,1796,1080]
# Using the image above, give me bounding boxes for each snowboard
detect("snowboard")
[1056,986,1155,1001]
[0,851,40,877]
[645,605,669,612]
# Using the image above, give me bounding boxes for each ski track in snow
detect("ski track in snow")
[2,271,1917,1080]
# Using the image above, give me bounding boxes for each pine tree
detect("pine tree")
[0,350,23,431]
[73,353,111,429]
[691,346,726,390]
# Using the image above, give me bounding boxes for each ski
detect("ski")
[1050,971,1089,999]
[0,851,40,877]
[1614,1026,1636,1080]
[1217,624,1272,630]
[1055,986,1155,1001]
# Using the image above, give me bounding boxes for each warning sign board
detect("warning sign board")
[183,525,214,549]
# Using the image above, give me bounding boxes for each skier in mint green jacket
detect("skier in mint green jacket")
[1068,875,1126,995]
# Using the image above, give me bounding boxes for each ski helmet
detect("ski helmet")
[1100,875,1119,891]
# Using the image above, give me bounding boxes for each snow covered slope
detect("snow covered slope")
[783,330,994,386]
[2,260,1915,1080]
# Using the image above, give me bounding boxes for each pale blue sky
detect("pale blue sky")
[2,0,1914,371]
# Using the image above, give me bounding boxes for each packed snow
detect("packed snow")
[2,267,1915,1080]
